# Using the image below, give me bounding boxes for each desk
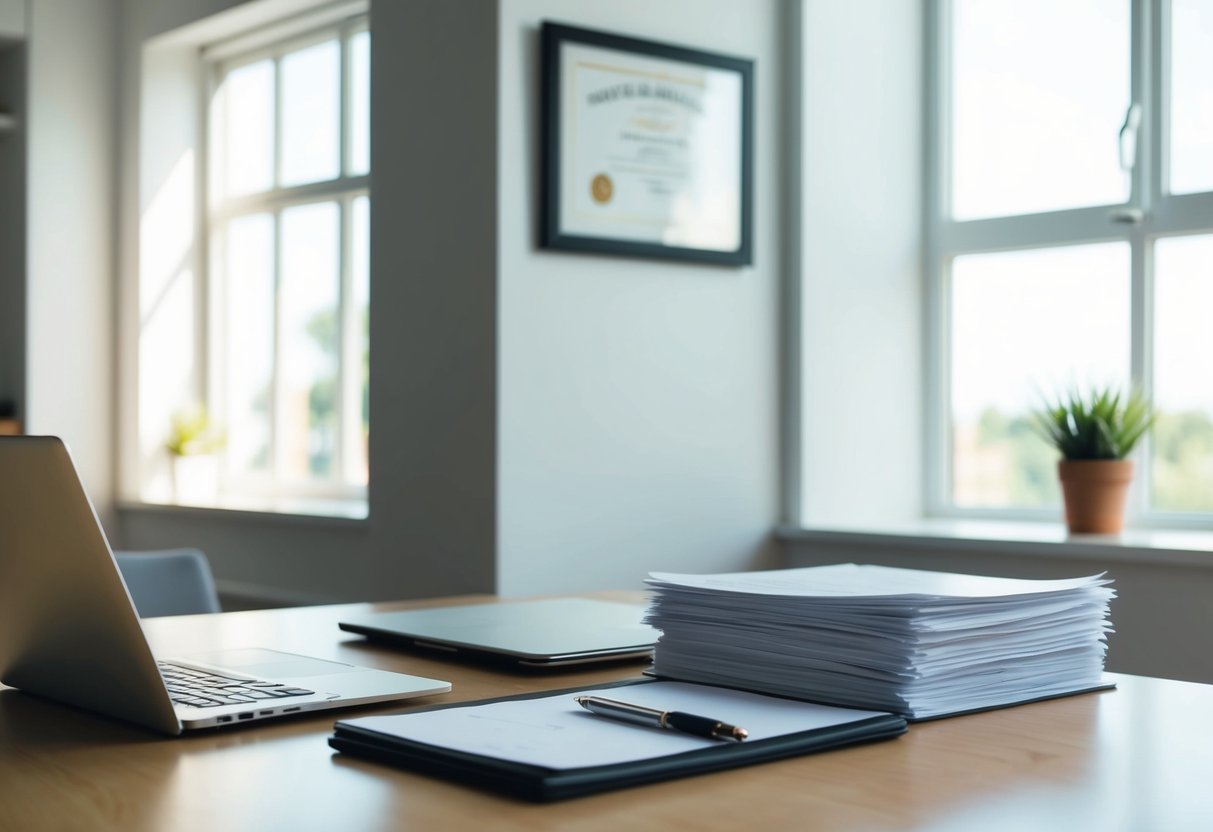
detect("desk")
[2,596,1212,831]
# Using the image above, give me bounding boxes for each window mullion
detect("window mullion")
[340,20,352,178]
[271,52,285,483]
[330,27,351,487]
[924,0,951,516]
[1149,0,1168,207]
[271,208,285,482]
[1149,192,1213,232]
[1131,228,1152,520]
[273,54,284,190]
[331,198,349,486]
[1127,0,1153,523]
[340,197,359,486]
[1131,0,1153,212]
[939,206,1134,255]
[210,175,371,224]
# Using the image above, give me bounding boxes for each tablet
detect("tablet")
[339,598,658,668]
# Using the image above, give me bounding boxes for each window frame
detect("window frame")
[925,0,1213,528]
[200,12,369,505]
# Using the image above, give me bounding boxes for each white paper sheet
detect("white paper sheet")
[647,563,1110,599]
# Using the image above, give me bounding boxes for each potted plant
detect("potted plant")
[1032,386,1155,534]
[166,405,225,503]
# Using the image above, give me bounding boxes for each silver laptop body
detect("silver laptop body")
[0,436,450,735]
[339,598,658,667]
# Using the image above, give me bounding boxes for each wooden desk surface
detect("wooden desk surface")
[2,595,1212,831]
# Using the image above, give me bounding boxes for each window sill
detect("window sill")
[776,519,1213,570]
[119,494,368,526]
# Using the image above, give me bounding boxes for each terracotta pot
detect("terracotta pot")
[1058,459,1133,534]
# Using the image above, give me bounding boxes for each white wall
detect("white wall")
[25,0,118,514]
[797,0,924,526]
[495,0,784,595]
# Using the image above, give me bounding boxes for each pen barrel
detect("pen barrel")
[665,711,727,738]
[581,698,664,728]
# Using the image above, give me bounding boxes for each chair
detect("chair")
[113,548,222,617]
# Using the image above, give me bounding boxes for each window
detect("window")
[206,16,369,508]
[135,9,369,514]
[930,0,1213,522]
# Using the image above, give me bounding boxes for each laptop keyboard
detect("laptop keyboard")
[158,661,315,709]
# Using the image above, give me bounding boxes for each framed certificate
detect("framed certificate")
[541,23,753,266]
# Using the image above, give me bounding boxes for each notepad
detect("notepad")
[329,680,906,801]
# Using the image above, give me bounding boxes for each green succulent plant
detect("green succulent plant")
[1032,386,1155,461]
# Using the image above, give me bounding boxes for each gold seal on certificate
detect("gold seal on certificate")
[590,173,614,204]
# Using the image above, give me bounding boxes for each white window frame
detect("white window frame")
[926,0,1213,528]
[202,11,369,505]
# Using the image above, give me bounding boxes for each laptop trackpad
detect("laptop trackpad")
[186,648,358,679]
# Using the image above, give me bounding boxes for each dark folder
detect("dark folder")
[328,679,907,802]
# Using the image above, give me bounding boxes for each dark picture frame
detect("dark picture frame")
[541,22,754,266]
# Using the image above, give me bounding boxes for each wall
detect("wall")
[495,0,785,595]
[796,0,924,527]
[24,0,118,514]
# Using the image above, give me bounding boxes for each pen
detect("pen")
[574,695,748,741]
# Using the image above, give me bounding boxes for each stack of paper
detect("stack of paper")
[645,564,1115,719]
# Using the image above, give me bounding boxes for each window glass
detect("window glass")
[950,243,1131,507]
[222,59,274,197]
[348,31,370,176]
[1169,0,1213,195]
[950,0,1130,219]
[1152,235,1213,510]
[280,39,341,187]
[223,213,275,479]
[280,202,341,480]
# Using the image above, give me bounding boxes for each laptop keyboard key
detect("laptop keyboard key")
[159,661,315,708]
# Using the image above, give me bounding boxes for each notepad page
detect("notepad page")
[338,682,890,770]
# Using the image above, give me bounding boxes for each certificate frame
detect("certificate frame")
[541,22,753,266]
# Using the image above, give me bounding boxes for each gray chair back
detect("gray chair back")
[114,548,221,617]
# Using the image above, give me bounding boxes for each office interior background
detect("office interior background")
[2,0,1212,685]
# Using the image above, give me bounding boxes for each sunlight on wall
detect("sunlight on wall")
[139,149,195,319]
[138,150,198,500]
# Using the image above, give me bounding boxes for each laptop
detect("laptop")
[339,598,659,667]
[0,436,451,735]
